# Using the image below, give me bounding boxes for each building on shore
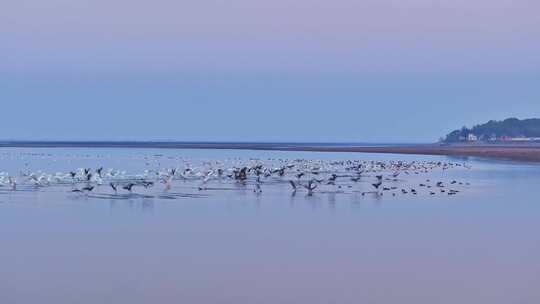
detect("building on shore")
[467,134,478,142]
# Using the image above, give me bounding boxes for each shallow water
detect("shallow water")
[1,148,539,304]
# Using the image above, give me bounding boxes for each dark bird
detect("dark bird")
[96,167,103,178]
[234,167,248,180]
[142,181,154,188]
[372,181,382,189]
[123,183,135,192]
[82,186,94,192]
[110,183,118,193]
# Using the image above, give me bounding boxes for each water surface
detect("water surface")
[1,148,539,304]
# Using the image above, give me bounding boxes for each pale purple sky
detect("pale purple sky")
[2,0,539,142]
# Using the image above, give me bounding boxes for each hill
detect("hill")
[444,118,540,143]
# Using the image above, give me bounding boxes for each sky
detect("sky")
[2,0,539,142]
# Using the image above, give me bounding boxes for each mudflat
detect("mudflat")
[1,141,539,162]
[288,144,540,162]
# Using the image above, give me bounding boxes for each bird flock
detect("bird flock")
[0,156,472,201]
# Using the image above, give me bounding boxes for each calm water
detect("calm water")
[1,148,539,304]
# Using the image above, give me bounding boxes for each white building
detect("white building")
[467,134,478,141]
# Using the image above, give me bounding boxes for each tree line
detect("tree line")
[444,118,540,142]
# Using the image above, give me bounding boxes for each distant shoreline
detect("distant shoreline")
[291,144,540,162]
[1,141,540,162]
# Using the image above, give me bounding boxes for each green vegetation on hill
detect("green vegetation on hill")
[444,118,540,142]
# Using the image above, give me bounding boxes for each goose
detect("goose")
[372,181,382,189]
[123,183,135,192]
[96,167,103,178]
[82,186,94,192]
